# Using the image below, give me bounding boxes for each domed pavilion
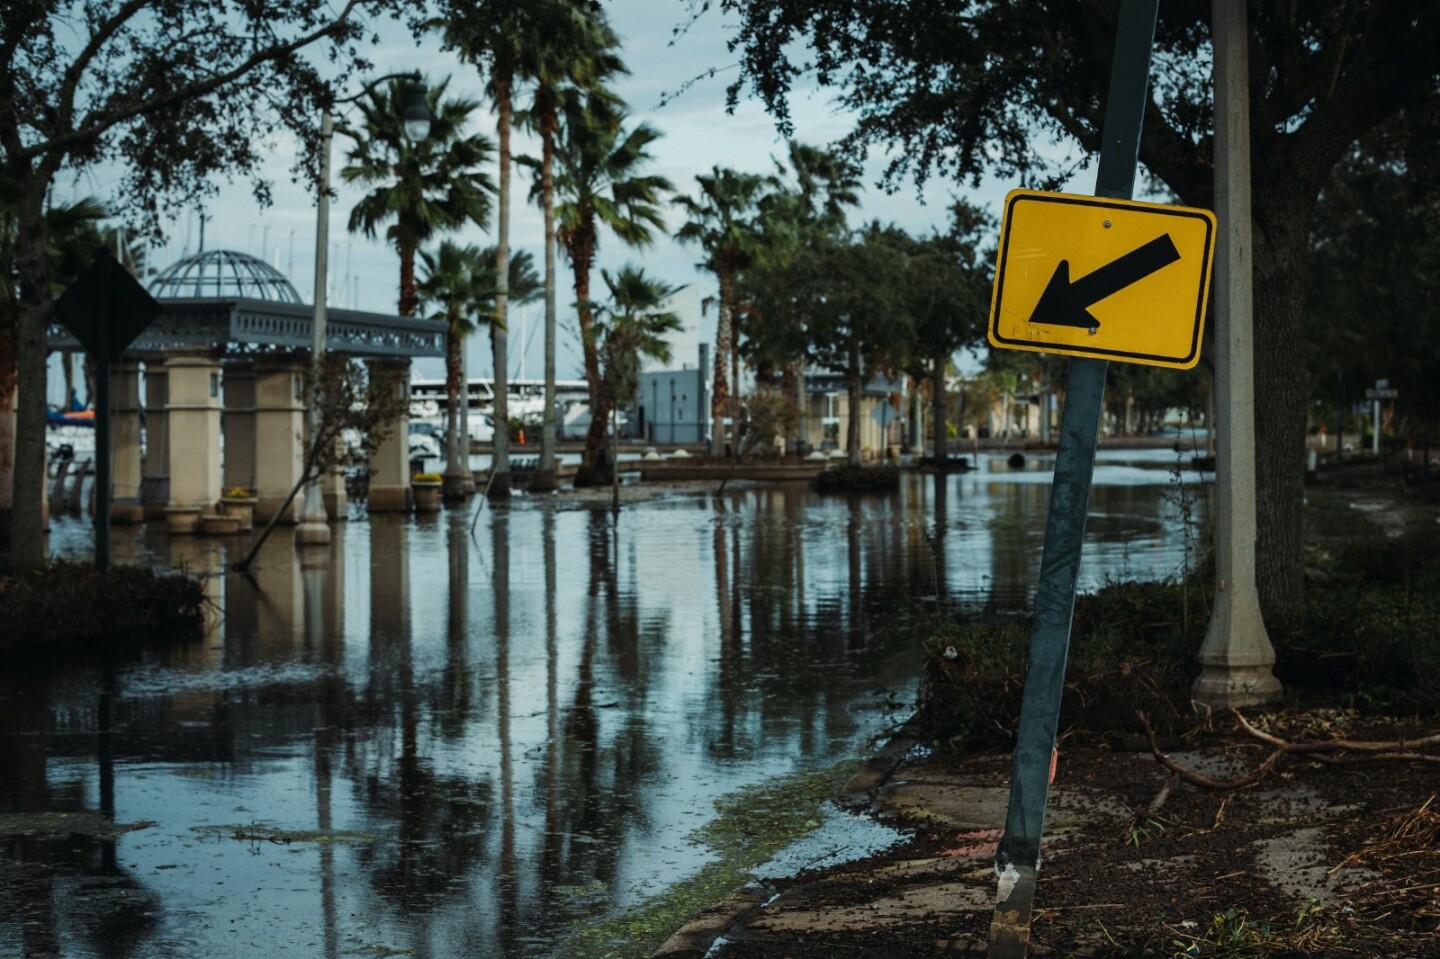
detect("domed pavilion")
[48,249,442,528]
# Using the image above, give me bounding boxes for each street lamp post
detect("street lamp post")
[296,73,430,546]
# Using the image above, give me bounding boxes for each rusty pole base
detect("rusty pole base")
[987,863,1037,958]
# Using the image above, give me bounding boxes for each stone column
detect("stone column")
[253,356,306,524]
[164,349,222,533]
[109,359,145,524]
[366,358,411,512]
[141,360,169,520]
[222,360,256,496]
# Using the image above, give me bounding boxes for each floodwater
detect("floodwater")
[3,447,1209,958]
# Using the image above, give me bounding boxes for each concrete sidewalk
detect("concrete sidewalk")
[652,727,1439,957]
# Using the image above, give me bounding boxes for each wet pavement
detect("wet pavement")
[3,451,1209,957]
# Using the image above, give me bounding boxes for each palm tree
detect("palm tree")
[764,143,862,453]
[434,0,541,498]
[675,168,775,456]
[340,76,494,317]
[416,240,484,498]
[469,245,543,464]
[554,108,672,486]
[590,265,683,512]
[470,246,543,326]
[784,142,862,231]
[514,0,624,491]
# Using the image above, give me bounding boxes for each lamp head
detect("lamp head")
[402,74,431,143]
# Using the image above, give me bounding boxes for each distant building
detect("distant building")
[636,344,710,444]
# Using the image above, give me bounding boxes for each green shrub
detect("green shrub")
[0,562,207,664]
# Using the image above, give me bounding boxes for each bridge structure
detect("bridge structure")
[46,250,443,529]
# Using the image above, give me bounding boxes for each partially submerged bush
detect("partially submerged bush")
[917,589,1201,750]
[0,562,207,663]
[918,531,1440,748]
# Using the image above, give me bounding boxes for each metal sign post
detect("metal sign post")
[54,248,161,572]
[986,1,1160,955]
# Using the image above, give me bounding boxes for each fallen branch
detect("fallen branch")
[1232,710,1440,753]
[1136,709,1440,791]
[1231,709,1440,759]
[1137,711,1283,789]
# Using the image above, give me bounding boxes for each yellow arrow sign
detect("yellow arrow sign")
[987,190,1216,369]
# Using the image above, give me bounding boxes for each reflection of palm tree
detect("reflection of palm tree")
[340,76,494,317]
[440,512,471,739]
[357,522,492,914]
[541,508,562,880]
[491,510,518,943]
[711,499,743,758]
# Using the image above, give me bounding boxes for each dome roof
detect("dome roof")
[149,249,303,304]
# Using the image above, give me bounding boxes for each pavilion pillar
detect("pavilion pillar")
[366,358,411,512]
[109,358,144,524]
[164,349,222,533]
[141,360,169,521]
[253,356,306,525]
[222,360,256,495]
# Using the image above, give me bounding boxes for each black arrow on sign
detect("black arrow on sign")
[1029,233,1181,331]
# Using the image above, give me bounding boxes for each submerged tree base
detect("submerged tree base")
[0,562,207,663]
[814,466,900,492]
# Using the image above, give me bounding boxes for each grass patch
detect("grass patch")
[555,762,857,959]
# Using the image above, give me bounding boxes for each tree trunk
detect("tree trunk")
[931,358,948,464]
[572,228,606,486]
[1251,195,1311,618]
[711,267,733,457]
[9,172,53,572]
[846,344,862,468]
[399,244,418,317]
[535,107,559,489]
[780,363,800,456]
[443,324,465,495]
[490,78,513,500]
[580,386,613,486]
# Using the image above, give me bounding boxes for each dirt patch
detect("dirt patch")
[706,716,1440,957]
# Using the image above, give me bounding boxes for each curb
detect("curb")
[649,720,925,958]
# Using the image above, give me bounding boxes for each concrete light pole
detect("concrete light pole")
[296,73,430,546]
[1192,0,1282,707]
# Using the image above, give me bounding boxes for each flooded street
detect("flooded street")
[3,449,1209,958]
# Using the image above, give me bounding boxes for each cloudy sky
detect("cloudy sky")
[64,2,1070,383]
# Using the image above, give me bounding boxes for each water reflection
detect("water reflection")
[7,454,1209,956]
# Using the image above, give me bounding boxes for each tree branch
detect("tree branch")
[25,0,363,163]
[54,0,152,138]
